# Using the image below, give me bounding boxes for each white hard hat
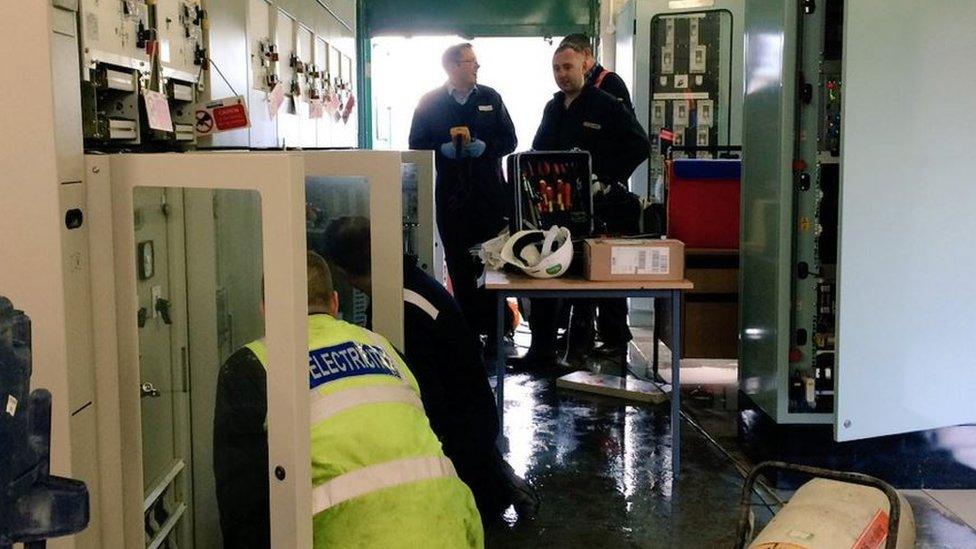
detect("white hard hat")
[500,226,573,278]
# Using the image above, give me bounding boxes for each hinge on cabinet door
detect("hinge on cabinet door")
[633,19,637,35]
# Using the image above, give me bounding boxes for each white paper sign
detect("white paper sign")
[268,82,286,119]
[144,90,173,132]
[6,394,18,416]
[611,247,670,275]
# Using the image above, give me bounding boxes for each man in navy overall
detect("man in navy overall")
[409,43,517,348]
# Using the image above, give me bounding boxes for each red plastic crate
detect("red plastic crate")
[666,159,740,249]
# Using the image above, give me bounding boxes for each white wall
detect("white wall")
[0,3,75,546]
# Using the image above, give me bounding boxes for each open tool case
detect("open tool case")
[506,150,594,237]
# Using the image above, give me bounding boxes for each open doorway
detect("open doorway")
[370,35,563,152]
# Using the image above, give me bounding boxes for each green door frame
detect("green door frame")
[356,0,600,149]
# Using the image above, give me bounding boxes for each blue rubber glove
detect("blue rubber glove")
[463,139,486,158]
[440,141,459,159]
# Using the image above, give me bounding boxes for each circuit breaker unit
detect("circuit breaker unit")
[739,0,844,424]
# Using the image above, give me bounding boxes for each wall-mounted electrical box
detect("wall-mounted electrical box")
[614,0,744,201]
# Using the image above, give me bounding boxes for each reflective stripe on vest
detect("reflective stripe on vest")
[312,455,457,514]
[594,68,611,89]
[403,289,440,321]
[310,384,424,424]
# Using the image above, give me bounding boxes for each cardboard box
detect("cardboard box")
[657,249,739,359]
[584,238,685,281]
[658,297,739,359]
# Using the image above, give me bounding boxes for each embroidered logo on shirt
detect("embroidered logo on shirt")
[478,105,494,112]
[308,341,402,389]
[583,121,602,130]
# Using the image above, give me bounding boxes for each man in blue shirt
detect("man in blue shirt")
[409,43,517,345]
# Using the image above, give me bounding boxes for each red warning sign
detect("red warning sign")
[213,102,248,129]
[195,96,250,136]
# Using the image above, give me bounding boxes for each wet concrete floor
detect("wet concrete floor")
[484,330,976,548]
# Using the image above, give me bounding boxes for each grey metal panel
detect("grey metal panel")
[738,0,796,421]
[51,5,84,183]
[203,0,251,148]
[835,1,976,441]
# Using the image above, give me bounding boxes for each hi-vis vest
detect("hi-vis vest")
[245,314,484,548]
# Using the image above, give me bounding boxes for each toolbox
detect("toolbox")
[506,150,594,238]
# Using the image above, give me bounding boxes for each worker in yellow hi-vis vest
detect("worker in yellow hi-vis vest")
[214,251,483,548]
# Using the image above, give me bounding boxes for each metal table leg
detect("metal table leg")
[495,292,506,448]
[652,297,661,381]
[670,289,681,478]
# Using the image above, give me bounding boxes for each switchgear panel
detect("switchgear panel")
[786,0,844,416]
[78,0,151,145]
[78,0,152,73]
[154,0,206,145]
[75,0,357,151]
[614,0,742,202]
[648,12,729,156]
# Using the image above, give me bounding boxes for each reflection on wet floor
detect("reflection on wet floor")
[486,371,756,547]
[484,328,976,548]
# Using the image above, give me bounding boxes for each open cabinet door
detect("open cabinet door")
[835,1,976,441]
[102,151,312,547]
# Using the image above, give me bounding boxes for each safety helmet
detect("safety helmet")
[500,226,573,278]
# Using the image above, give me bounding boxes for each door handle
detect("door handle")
[155,297,172,325]
[140,381,161,398]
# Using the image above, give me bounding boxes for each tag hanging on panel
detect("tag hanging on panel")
[310,99,325,119]
[144,90,174,133]
[268,82,286,119]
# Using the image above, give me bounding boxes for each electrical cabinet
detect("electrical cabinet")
[740,0,976,442]
[90,152,311,548]
[614,0,744,200]
[77,0,204,147]
[87,150,416,548]
[740,0,839,425]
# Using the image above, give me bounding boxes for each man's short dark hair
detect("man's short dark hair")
[554,42,586,56]
[321,216,371,278]
[442,43,474,70]
[560,33,593,53]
